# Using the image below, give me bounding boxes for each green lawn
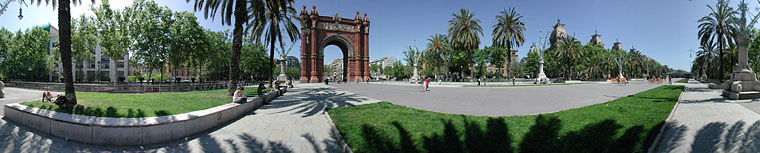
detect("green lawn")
[463,82,586,87]
[20,87,271,118]
[328,85,684,153]
[676,78,688,83]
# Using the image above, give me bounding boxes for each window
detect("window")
[118,62,125,68]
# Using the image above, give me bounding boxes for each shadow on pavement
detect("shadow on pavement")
[262,87,371,117]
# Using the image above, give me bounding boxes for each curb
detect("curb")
[647,83,688,153]
[3,88,286,146]
[323,109,353,153]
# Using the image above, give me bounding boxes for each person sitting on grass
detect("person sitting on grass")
[233,87,247,103]
[41,90,54,102]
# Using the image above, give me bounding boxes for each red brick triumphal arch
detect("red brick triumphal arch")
[299,6,370,83]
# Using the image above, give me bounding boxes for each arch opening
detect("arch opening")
[322,44,348,82]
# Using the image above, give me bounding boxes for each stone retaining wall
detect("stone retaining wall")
[3,87,288,146]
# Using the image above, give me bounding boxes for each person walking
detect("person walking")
[669,75,672,84]
[425,77,430,92]
[477,78,481,86]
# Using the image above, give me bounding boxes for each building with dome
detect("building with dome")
[589,31,604,47]
[612,41,624,51]
[550,19,569,50]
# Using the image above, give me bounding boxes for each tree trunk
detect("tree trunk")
[227,0,246,96]
[269,37,276,87]
[59,0,77,107]
[111,56,117,85]
[718,34,724,82]
[504,44,512,79]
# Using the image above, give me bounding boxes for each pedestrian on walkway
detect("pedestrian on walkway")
[425,77,430,92]
[669,75,672,84]
[477,78,481,86]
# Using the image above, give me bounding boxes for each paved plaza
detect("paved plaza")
[4,79,756,153]
[655,80,760,153]
[332,80,665,116]
[0,84,379,153]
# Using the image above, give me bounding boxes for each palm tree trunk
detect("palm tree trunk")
[227,0,245,96]
[59,0,77,106]
[269,37,276,87]
[718,34,724,82]
[504,44,511,78]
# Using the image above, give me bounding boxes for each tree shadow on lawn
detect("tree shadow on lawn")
[357,115,660,153]
[37,103,172,118]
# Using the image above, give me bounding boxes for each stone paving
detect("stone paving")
[655,79,760,153]
[332,80,664,116]
[0,83,379,153]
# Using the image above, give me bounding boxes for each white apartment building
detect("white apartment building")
[45,24,130,83]
[370,56,395,68]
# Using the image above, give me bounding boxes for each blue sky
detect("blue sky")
[0,0,755,70]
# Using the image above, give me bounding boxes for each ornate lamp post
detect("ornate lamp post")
[723,0,760,99]
[535,30,550,84]
[613,51,627,82]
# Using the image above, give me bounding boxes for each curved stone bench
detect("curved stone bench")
[2,88,287,146]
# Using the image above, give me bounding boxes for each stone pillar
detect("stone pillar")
[300,28,310,82]
[309,27,319,82]
[363,27,370,81]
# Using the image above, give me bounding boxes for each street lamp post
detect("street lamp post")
[17,7,22,20]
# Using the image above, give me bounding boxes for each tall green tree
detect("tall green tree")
[203,30,233,81]
[26,0,95,106]
[124,0,173,83]
[92,0,129,84]
[448,8,483,80]
[169,11,206,82]
[247,0,300,86]
[240,42,270,80]
[424,33,450,79]
[523,48,540,77]
[71,15,97,82]
[698,0,737,81]
[492,8,525,77]
[555,38,581,79]
[0,28,12,79]
[187,0,248,95]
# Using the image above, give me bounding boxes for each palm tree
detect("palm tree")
[448,8,483,80]
[627,48,643,78]
[555,38,581,79]
[247,0,300,87]
[698,0,737,81]
[187,0,248,96]
[425,34,450,80]
[24,0,94,106]
[695,43,716,78]
[492,8,525,78]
